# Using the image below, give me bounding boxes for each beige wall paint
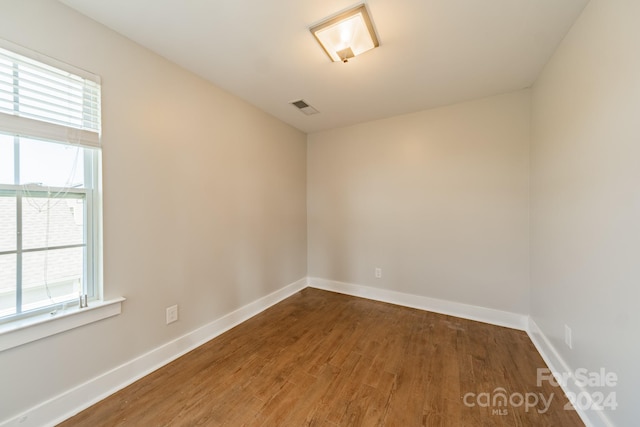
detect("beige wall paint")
[531,0,640,424]
[308,91,530,314]
[0,0,307,420]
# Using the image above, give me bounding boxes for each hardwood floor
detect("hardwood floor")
[59,288,584,426]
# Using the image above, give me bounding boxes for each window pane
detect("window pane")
[22,247,82,311]
[22,196,84,250]
[0,133,14,184]
[0,195,16,252]
[0,254,16,317]
[19,137,85,188]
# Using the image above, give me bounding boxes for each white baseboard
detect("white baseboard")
[527,318,614,427]
[308,277,528,331]
[1,277,307,427]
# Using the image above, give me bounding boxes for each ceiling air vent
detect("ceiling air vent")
[290,99,319,115]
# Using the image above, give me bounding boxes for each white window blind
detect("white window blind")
[0,39,101,148]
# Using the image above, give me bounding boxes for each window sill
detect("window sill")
[0,297,125,352]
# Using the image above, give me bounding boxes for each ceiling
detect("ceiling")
[59,0,589,134]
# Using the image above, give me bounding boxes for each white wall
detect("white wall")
[531,0,640,425]
[0,0,307,422]
[308,91,530,315]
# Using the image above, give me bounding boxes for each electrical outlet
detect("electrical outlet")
[375,268,382,278]
[166,305,178,324]
[564,324,572,349]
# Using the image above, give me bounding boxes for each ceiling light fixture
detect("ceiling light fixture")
[310,4,380,63]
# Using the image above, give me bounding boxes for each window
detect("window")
[0,40,102,322]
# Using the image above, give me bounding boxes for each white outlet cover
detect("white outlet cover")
[564,324,572,349]
[166,305,178,324]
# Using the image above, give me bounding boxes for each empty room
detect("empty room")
[0,0,637,426]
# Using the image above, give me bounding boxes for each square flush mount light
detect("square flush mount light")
[310,4,380,63]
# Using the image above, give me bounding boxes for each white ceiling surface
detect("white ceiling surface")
[59,0,589,134]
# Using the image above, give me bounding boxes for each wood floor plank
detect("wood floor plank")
[360,370,396,427]
[325,353,373,424]
[300,351,362,425]
[277,363,339,426]
[59,288,585,427]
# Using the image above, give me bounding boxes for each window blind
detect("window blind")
[0,39,101,148]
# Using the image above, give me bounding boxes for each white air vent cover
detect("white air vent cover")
[290,99,319,115]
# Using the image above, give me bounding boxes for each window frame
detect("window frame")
[0,39,103,324]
